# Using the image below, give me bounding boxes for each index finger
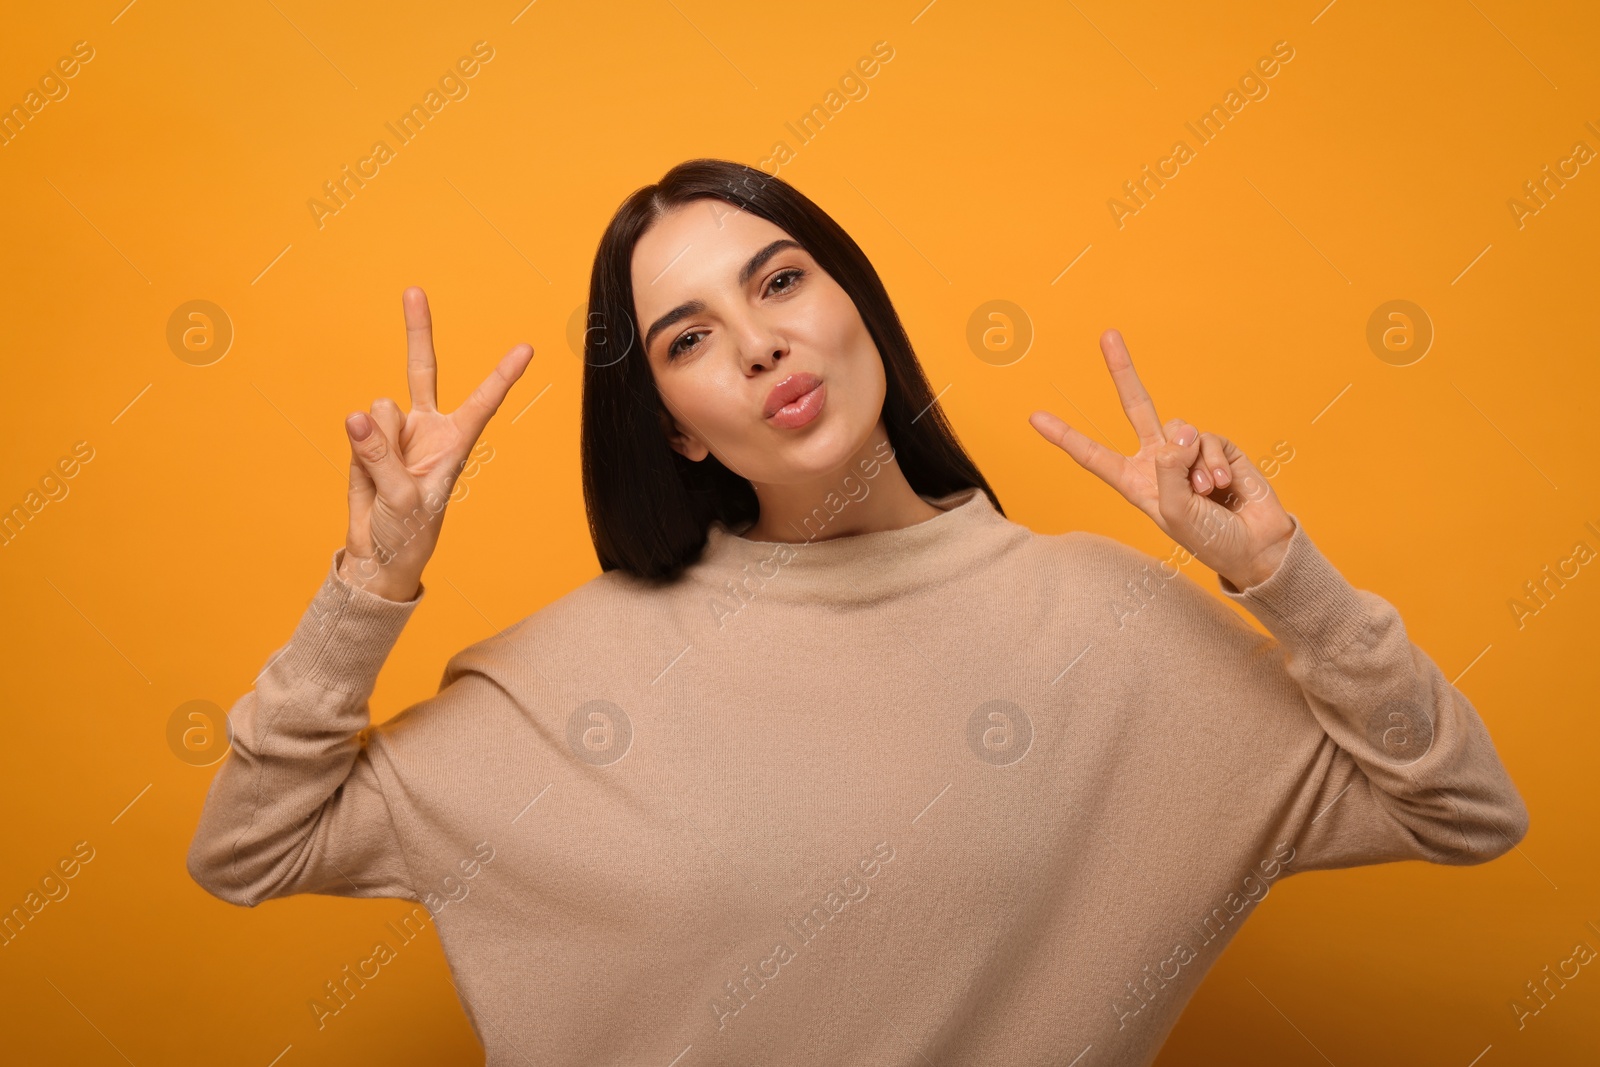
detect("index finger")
[403,287,439,413]
[1099,329,1164,451]
[451,343,535,445]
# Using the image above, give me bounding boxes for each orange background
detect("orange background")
[1,0,1595,1063]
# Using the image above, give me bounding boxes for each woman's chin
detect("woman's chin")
[755,425,877,484]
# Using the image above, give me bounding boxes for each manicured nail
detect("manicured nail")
[347,413,373,440]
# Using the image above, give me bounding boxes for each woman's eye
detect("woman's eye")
[668,330,704,359]
[666,270,804,360]
[768,268,805,295]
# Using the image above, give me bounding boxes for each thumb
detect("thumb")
[1153,421,1201,522]
[345,411,412,505]
[346,427,376,523]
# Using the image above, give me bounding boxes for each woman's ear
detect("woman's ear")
[658,402,710,462]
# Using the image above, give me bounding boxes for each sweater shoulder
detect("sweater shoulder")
[437,566,693,685]
[368,568,690,756]
[1022,525,1261,635]
[1010,524,1174,587]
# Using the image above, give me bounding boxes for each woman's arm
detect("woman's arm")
[1208,511,1529,872]
[186,548,425,906]
[186,288,533,905]
[1032,330,1528,873]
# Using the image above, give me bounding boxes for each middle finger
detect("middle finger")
[1099,329,1165,452]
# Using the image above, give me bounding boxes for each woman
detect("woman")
[187,159,1529,1066]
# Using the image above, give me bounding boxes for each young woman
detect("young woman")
[187,159,1529,1066]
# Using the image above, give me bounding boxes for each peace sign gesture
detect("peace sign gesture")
[1028,329,1295,591]
[338,287,535,601]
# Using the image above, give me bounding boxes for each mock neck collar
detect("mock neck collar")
[691,487,1029,607]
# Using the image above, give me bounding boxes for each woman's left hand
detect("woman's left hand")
[1028,328,1296,591]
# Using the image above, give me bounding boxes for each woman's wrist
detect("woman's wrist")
[337,552,423,603]
[1226,535,1291,592]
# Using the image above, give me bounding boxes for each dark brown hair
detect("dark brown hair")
[580,158,1002,580]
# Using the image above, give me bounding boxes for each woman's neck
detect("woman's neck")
[739,422,944,544]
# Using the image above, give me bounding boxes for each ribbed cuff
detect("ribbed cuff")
[267,547,427,695]
[1216,512,1372,662]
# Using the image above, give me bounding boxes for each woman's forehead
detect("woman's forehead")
[633,202,791,287]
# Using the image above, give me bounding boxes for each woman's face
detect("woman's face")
[630,198,886,487]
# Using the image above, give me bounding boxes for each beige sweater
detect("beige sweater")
[187,486,1529,1066]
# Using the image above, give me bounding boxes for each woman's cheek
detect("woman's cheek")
[702,373,746,436]
[672,369,750,453]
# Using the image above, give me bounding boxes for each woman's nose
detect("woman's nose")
[738,324,788,373]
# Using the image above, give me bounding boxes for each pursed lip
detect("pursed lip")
[763,372,824,418]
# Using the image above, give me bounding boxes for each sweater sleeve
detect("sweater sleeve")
[1206,511,1530,875]
[185,547,427,908]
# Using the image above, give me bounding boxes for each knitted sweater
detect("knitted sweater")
[186,486,1529,1066]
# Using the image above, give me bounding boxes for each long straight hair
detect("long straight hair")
[581,158,1002,580]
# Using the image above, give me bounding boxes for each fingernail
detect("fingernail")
[1214,466,1229,485]
[1174,426,1194,446]
[347,413,372,440]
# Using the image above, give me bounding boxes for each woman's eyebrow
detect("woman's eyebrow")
[738,238,802,286]
[644,239,804,353]
[644,300,704,355]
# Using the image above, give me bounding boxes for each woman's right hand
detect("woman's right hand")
[338,286,535,602]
